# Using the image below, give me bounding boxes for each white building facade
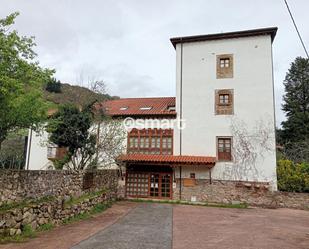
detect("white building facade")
[172,27,278,190]
[26,27,278,201]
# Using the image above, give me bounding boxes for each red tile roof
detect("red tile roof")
[117,154,216,167]
[98,97,176,117]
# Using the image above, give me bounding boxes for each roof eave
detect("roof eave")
[170,27,278,49]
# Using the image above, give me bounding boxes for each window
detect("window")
[167,105,176,112]
[127,129,173,155]
[47,147,57,159]
[47,146,67,160]
[140,106,152,111]
[220,58,230,68]
[219,94,230,105]
[215,89,233,115]
[217,137,232,161]
[190,173,196,179]
[217,54,233,78]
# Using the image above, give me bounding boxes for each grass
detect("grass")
[63,201,112,224]
[0,225,36,244]
[0,196,56,214]
[0,201,113,244]
[129,198,248,209]
[64,189,106,208]
[36,223,54,232]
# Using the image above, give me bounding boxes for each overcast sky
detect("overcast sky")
[1,0,309,126]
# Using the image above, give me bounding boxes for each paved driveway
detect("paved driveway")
[1,202,309,249]
[72,203,172,249]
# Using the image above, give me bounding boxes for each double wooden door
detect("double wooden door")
[126,172,172,199]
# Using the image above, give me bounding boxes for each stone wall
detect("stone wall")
[173,179,309,210]
[0,191,112,236]
[0,170,118,205]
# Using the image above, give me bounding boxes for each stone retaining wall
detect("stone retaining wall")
[174,179,309,210]
[0,170,118,205]
[0,191,113,236]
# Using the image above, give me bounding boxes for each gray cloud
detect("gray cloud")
[1,0,308,126]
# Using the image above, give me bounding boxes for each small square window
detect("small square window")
[190,173,195,179]
[219,94,230,105]
[220,58,230,68]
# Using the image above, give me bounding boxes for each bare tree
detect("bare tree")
[223,116,275,181]
[92,118,126,169]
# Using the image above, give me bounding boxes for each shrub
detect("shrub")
[277,159,309,192]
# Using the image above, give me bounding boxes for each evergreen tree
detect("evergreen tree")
[281,57,309,143]
[45,78,61,93]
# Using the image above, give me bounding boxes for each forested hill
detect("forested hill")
[44,83,119,107]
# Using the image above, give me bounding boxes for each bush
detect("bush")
[277,159,309,192]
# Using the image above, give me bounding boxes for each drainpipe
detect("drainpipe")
[179,39,183,200]
[25,128,32,170]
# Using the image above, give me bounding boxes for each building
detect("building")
[26,27,278,201]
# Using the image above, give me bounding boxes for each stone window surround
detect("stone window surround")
[216,54,233,79]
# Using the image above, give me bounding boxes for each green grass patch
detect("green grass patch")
[129,198,248,209]
[63,201,113,225]
[64,189,106,208]
[37,223,54,232]
[62,212,91,225]
[0,196,56,214]
[0,225,36,244]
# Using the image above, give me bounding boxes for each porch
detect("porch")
[118,154,216,200]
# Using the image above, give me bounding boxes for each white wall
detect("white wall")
[174,35,277,190]
[26,129,53,170]
[26,117,175,170]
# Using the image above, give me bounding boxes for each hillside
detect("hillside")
[44,83,119,107]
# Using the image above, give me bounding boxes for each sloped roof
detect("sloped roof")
[100,97,176,117]
[170,27,278,48]
[117,154,216,167]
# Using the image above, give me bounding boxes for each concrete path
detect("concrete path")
[72,203,173,249]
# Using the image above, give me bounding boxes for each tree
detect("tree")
[47,105,96,170]
[93,118,126,169]
[45,78,61,93]
[0,12,54,148]
[281,57,309,143]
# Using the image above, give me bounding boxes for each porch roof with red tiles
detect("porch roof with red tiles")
[117,154,216,167]
[98,97,176,117]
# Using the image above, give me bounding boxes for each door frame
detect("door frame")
[125,171,173,199]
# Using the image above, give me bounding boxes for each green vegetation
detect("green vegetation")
[44,82,117,108]
[36,223,54,232]
[0,12,54,148]
[64,189,106,207]
[277,57,309,163]
[130,199,248,209]
[46,104,96,170]
[45,78,62,93]
[62,201,112,225]
[0,224,36,244]
[0,196,55,214]
[277,159,309,193]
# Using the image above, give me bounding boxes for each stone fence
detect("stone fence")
[0,170,119,205]
[174,179,309,210]
[0,170,119,236]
